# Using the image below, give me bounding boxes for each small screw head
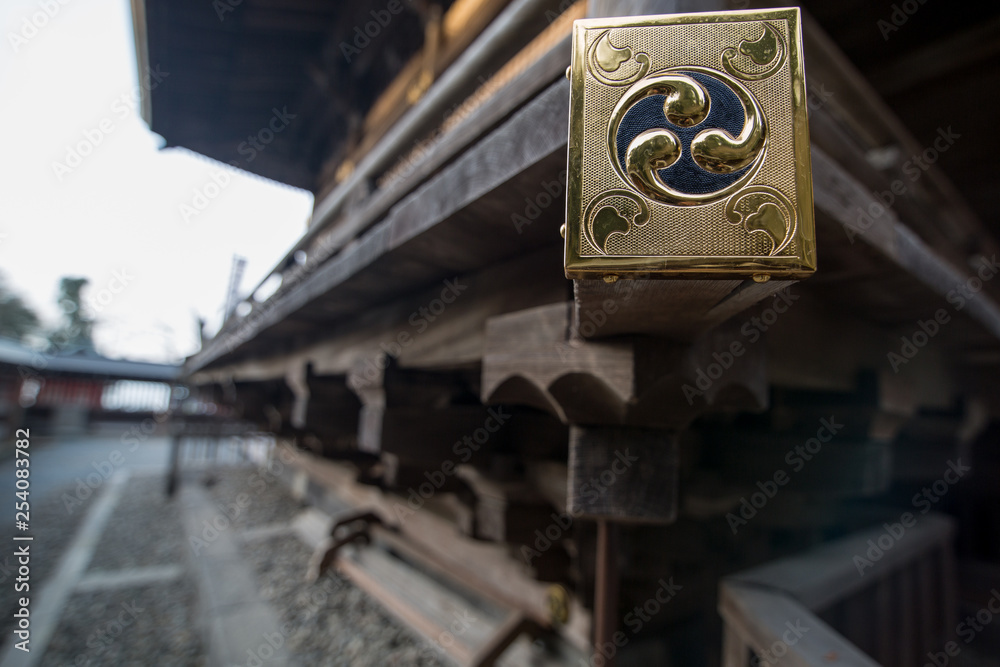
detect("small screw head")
[753,273,771,283]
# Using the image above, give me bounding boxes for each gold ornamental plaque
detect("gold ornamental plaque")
[564,8,816,280]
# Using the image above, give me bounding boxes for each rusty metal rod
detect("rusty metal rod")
[594,519,620,667]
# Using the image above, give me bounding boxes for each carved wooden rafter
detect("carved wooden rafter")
[482,302,768,430]
[346,354,499,473]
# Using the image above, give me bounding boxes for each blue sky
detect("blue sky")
[0,0,314,363]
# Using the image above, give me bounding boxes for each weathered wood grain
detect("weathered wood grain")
[719,583,880,667]
[568,425,678,523]
[728,513,954,613]
[190,80,571,372]
[573,278,796,341]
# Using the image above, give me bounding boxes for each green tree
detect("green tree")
[0,273,40,342]
[48,277,95,352]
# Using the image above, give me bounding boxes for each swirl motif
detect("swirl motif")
[608,67,767,206]
[721,23,787,82]
[583,190,650,254]
[724,185,797,256]
[588,30,651,87]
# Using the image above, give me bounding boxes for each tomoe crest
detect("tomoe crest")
[565,9,815,279]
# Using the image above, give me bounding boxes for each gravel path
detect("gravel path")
[0,464,462,665]
[0,472,206,662]
[204,465,305,530]
[88,474,187,571]
[0,478,98,649]
[40,578,204,666]
[196,466,452,665]
[242,532,449,667]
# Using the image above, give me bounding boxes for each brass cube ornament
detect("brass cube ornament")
[564,8,816,280]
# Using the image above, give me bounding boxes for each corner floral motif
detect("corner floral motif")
[588,30,651,87]
[584,190,650,254]
[724,185,797,256]
[721,22,787,82]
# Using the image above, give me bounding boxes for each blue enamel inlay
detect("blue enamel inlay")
[614,71,751,195]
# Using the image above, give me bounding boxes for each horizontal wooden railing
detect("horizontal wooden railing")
[720,514,956,666]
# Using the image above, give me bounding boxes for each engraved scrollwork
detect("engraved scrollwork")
[725,185,797,256]
[721,22,787,82]
[588,30,651,87]
[583,190,650,254]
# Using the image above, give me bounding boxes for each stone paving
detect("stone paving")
[0,437,446,667]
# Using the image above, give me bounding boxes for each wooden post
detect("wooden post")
[568,425,678,523]
[482,303,766,664]
[165,432,182,497]
[568,425,677,664]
